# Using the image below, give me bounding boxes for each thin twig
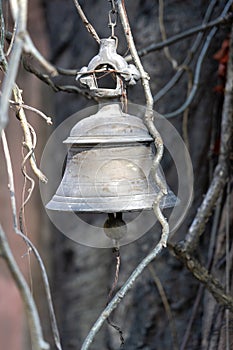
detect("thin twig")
[6,22,17,56]
[180,194,223,349]
[81,242,164,350]
[164,26,217,118]
[182,68,193,150]
[180,284,204,350]
[20,143,34,294]
[185,164,228,251]
[13,85,48,183]
[23,57,96,100]
[0,226,49,350]
[73,0,100,43]
[158,0,178,70]
[171,243,233,311]
[8,0,57,75]
[149,265,179,350]
[21,122,36,207]
[164,0,233,118]
[23,33,57,76]
[10,100,53,125]
[225,181,230,350]
[56,66,78,76]
[1,130,49,350]
[1,130,62,350]
[125,12,233,61]
[168,22,233,323]
[184,22,233,251]
[0,0,5,49]
[153,0,220,102]
[5,30,58,76]
[1,130,18,227]
[0,0,27,132]
[117,0,169,247]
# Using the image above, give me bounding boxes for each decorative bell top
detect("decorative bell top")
[64,104,152,145]
[76,38,140,98]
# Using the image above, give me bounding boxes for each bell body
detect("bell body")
[46,104,177,212]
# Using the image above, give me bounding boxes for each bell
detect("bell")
[46,104,177,213]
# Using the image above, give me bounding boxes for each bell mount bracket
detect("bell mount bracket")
[76,38,140,99]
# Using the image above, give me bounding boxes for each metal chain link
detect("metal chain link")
[108,0,117,38]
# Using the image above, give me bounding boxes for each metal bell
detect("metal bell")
[46,104,177,213]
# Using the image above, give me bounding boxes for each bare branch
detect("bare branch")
[5,30,58,76]
[23,32,57,76]
[185,164,228,250]
[149,265,179,350]
[56,66,78,76]
[19,231,62,350]
[171,243,233,312]
[164,0,232,118]
[0,226,50,350]
[117,0,169,247]
[12,85,48,183]
[22,57,96,100]
[153,0,220,102]
[158,0,178,69]
[10,100,53,125]
[6,23,17,56]
[164,26,217,118]
[81,242,164,350]
[184,23,233,251]
[180,195,223,350]
[225,182,231,350]
[125,12,233,61]
[8,0,57,75]
[166,26,232,324]
[0,0,5,49]
[1,130,62,350]
[73,0,100,44]
[180,284,204,350]
[181,68,193,150]
[0,0,27,132]
[1,130,49,350]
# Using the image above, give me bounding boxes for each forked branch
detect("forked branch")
[169,23,233,312]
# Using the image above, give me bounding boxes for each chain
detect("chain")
[108,0,117,39]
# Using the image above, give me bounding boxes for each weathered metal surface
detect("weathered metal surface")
[46,104,177,212]
[64,104,153,144]
[76,38,140,98]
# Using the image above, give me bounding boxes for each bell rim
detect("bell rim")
[46,191,179,213]
[63,136,153,144]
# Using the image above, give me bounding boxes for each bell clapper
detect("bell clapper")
[103,212,127,248]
